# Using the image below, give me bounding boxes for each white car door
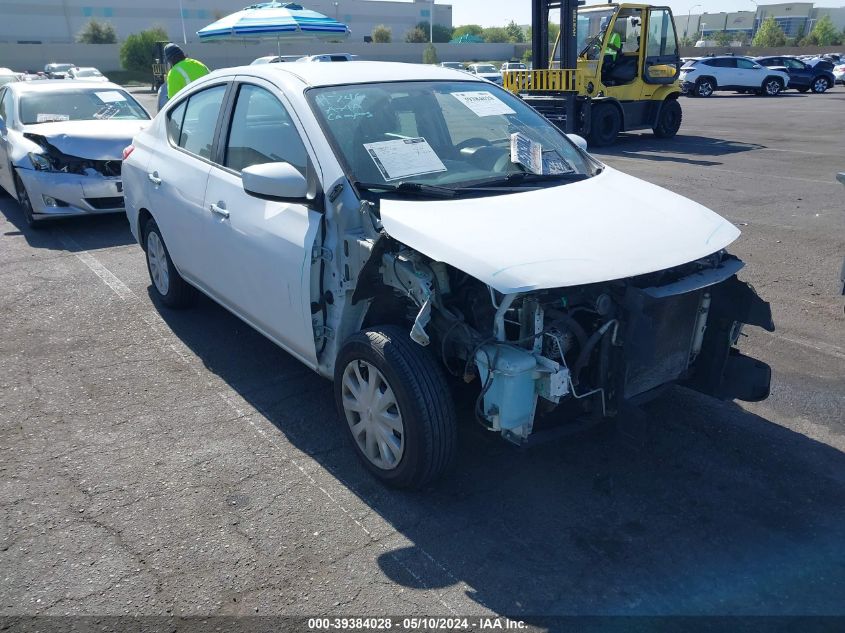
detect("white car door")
[199,79,321,366]
[144,82,228,282]
[0,88,16,195]
[735,57,761,88]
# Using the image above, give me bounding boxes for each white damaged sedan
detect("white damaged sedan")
[123,62,774,488]
[0,80,150,227]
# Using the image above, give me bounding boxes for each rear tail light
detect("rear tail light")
[122,145,135,160]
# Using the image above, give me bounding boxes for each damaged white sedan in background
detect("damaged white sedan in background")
[122,63,775,489]
[0,80,150,227]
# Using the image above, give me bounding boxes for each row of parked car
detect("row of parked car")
[679,53,843,97]
[0,63,110,86]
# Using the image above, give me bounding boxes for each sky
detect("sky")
[443,0,845,27]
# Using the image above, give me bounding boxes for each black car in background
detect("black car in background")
[755,56,836,93]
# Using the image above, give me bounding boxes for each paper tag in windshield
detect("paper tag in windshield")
[451,91,515,117]
[364,138,447,182]
[510,133,542,174]
[36,114,69,123]
[95,91,126,103]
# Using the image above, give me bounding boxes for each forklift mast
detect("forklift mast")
[532,0,581,72]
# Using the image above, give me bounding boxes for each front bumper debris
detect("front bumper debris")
[16,168,124,218]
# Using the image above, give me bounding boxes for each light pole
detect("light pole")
[686,4,702,39]
[430,0,434,44]
[333,1,339,21]
[177,0,187,44]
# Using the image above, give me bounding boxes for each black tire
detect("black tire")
[695,77,715,97]
[13,172,43,229]
[143,218,196,308]
[334,325,457,489]
[588,103,622,147]
[811,76,830,93]
[762,77,783,96]
[652,99,682,139]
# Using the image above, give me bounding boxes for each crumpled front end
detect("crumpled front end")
[360,244,773,445]
[15,131,125,218]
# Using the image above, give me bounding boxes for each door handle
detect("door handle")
[210,202,230,218]
[147,172,162,186]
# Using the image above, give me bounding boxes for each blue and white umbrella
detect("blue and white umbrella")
[197,2,350,42]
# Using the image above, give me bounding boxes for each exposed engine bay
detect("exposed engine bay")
[327,212,774,444]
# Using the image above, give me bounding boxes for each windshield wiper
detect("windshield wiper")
[457,171,589,190]
[353,181,457,198]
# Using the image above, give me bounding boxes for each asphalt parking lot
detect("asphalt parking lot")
[1,88,844,622]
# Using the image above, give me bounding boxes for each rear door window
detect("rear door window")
[169,84,227,159]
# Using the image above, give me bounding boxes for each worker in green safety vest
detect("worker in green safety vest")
[164,43,210,101]
[606,30,623,61]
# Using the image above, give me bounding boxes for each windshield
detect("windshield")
[75,69,102,77]
[46,64,74,73]
[19,89,149,124]
[308,80,596,190]
[473,65,497,73]
[0,75,19,87]
[576,8,616,57]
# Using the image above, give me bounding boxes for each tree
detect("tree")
[752,17,787,47]
[372,24,392,43]
[482,27,510,43]
[525,22,560,45]
[120,26,169,73]
[452,24,483,40]
[413,21,453,43]
[804,15,842,46]
[521,48,533,64]
[714,30,733,46]
[77,18,117,44]
[505,20,525,43]
[405,26,428,43]
[423,43,439,65]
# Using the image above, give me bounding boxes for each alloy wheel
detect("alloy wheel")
[812,78,828,93]
[765,80,781,95]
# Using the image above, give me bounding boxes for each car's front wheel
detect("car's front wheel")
[143,218,195,308]
[762,77,783,96]
[334,326,457,489]
[695,77,715,97]
[14,173,42,229]
[811,76,830,93]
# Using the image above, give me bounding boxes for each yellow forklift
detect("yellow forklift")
[503,1,683,146]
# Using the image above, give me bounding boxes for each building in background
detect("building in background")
[678,2,845,42]
[1,0,452,45]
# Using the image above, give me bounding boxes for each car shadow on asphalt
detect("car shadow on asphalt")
[150,288,845,619]
[0,193,136,251]
[600,134,765,167]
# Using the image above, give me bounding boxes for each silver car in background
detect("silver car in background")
[0,80,150,227]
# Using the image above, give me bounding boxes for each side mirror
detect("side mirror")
[567,133,589,152]
[752,64,762,69]
[242,161,308,203]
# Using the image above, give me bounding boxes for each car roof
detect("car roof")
[212,61,484,88]
[5,79,125,94]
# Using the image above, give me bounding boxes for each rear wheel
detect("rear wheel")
[652,99,682,139]
[143,218,196,308]
[695,77,715,97]
[334,326,457,489]
[14,173,42,229]
[811,76,830,93]
[762,77,783,96]
[588,103,622,146]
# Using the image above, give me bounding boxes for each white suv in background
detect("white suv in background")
[680,56,790,97]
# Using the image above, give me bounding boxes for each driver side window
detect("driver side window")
[737,58,757,70]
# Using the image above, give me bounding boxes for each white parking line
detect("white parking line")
[56,229,485,616]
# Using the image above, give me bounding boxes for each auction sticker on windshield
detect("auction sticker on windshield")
[451,91,515,117]
[95,91,126,103]
[364,138,447,181]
